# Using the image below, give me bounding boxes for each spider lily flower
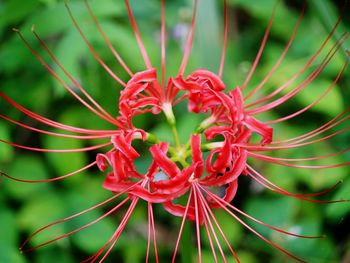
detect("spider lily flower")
[1,0,349,262]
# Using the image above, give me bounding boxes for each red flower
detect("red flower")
[1,0,349,262]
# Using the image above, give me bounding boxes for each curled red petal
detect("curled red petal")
[126,129,147,141]
[102,172,134,192]
[202,149,247,186]
[236,128,252,143]
[112,134,139,160]
[206,180,238,208]
[229,87,245,121]
[130,184,190,203]
[244,116,273,145]
[213,135,232,172]
[120,83,148,102]
[127,68,157,85]
[113,152,128,181]
[96,153,109,171]
[191,134,204,178]
[162,201,198,222]
[151,166,195,194]
[204,126,232,140]
[189,69,226,91]
[150,143,180,178]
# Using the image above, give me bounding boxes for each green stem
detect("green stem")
[171,124,181,148]
[145,132,160,144]
[162,103,182,148]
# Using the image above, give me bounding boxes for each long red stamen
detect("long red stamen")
[1,161,96,183]
[249,151,350,169]
[240,0,279,91]
[247,34,349,115]
[0,114,115,140]
[161,0,166,88]
[244,5,304,100]
[218,0,228,78]
[95,198,139,263]
[194,186,219,263]
[239,126,349,151]
[272,107,349,145]
[250,148,350,162]
[198,188,240,262]
[150,202,159,263]
[171,191,193,263]
[245,30,349,110]
[246,165,345,204]
[22,197,129,253]
[13,29,121,126]
[124,0,152,69]
[32,28,117,124]
[202,188,308,262]
[201,185,325,239]
[203,219,219,263]
[146,203,152,263]
[19,186,135,251]
[249,147,350,162]
[0,139,111,153]
[1,93,118,135]
[178,0,198,75]
[146,181,159,263]
[86,180,147,263]
[195,184,234,263]
[83,0,133,76]
[287,116,350,146]
[266,61,348,124]
[64,2,127,87]
[193,186,202,263]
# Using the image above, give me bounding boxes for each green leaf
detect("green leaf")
[0,123,14,162]
[66,192,122,253]
[0,0,41,29]
[192,0,221,72]
[5,155,50,200]
[0,248,27,263]
[201,208,243,251]
[51,29,87,97]
[236,251,259,263]
[36,247,75,263]
[43,133,88,181]
[281,217,338,262]
[176,111,202,143]
[23,0,124,37]
[244,196,297,237]
[0,207,19,247]
[326,179,350,221]
[295,79,343,117]
[17,192,67,247]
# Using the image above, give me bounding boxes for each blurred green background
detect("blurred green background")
[0,0,349,262]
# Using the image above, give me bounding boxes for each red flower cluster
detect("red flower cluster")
[97,66,274,221]
[1,0,349,262]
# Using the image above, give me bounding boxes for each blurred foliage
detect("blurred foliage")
[0,0,350,262]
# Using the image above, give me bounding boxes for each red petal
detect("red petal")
[207,180,238,208]
[151,166,195,194]
[244,116,273,145]
[189,69,226,91]
[150,143,180,178]
[112,134,139,160]
[96,153,109,171]
[127,68,157,85]
[191,134,204,178]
